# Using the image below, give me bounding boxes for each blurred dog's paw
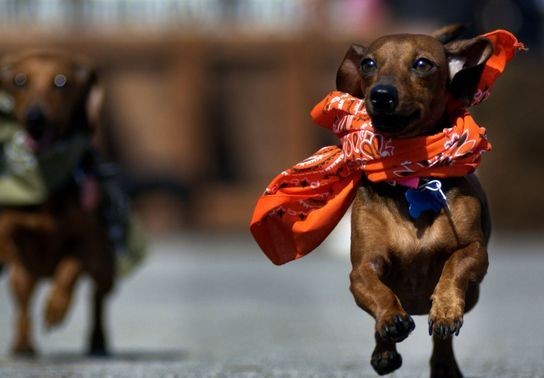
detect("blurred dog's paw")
[11,343,37,357]
[44,291,71,328]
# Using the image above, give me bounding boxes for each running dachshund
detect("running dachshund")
[339,25,493,377]
[0,50,113,356]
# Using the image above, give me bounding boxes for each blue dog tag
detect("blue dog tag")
[405,180,448,219]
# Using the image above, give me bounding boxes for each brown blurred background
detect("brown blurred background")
[0,0,540,235]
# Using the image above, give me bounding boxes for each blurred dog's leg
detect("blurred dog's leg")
[44,256,81,328]
[10,262,37,356]
[88,278,113,356]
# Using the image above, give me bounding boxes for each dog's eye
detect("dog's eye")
[53,74,68,88]
[412,58,435,73]
[360,58,378,74]
[13,73,27,88]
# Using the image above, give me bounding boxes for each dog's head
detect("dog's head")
[336,24,493,138]
[0,51,102,151]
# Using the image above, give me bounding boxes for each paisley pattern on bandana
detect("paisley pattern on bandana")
[251,29,524,266]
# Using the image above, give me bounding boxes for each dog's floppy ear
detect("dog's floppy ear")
[85,71,104,133]
[0,53,24,90]
[431,23,466,44]
[445,36,493,105]
[336,44,366,97]
[0,56,18,115]
[75,66,104,133]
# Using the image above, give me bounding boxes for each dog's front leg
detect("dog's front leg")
[350,254,414,375]
[429,241,488,378]
[10,262,37,355]
[44,257,82,328]
[350,255,415,342]
[429,241,488,338]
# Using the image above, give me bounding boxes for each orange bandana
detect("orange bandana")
[251,30,524,265]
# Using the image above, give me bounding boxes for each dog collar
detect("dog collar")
[387,178,449,219]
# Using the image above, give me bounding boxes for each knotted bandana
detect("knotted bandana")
[251,30,524,265]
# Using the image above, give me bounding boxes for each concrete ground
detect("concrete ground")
[0,231,543,377]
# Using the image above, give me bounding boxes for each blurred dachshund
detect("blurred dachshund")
[0,51,114,356]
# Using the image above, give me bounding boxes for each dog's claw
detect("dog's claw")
[429,318,463,338]
[378,314,415,342]
[454,320,463,336]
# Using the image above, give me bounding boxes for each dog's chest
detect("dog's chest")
[354,183,466,256]
[389,211,457,256]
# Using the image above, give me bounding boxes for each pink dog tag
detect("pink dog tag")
[80,176,100,212]
[397,177,420,189]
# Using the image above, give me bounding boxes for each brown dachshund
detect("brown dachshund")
[0,51,113,356]
[337,25,494,377]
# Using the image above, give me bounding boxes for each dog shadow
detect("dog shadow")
[8,349,186,364]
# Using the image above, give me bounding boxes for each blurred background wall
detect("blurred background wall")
[0,0,540,235]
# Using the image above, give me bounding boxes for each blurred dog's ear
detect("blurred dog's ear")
[445,37,493,105]
[75,66,104,133]
[85,71,104,133]
[0,53,23,89]
[431,23,466,44]
[0,55,22,115]
[336,44,366,97]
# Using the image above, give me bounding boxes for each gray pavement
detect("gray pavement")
[0,232,543,377]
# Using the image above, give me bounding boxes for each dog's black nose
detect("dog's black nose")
[25,105,46,138]
[369,85,398,113]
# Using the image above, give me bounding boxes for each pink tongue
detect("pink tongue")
[80,177,100,211]
[24,135,39,151]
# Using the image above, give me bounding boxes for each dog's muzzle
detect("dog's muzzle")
[369,84,398,114]
[24,105,47,139]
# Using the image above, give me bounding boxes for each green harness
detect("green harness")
[0,119,146,276]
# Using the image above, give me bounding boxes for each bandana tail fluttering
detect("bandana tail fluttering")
[250,29,525,265]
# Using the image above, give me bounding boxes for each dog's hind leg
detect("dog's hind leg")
[430,335,462,378]
[9,262,37,356]
[44,257,82,328]
[87,277,113,356]
[371,332,403,375]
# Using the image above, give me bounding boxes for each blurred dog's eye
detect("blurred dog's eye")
[13,73,27,88]
[412,58,435,73]
[53,74,68,88]
[360,58,378,74]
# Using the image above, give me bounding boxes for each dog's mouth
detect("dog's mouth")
[24,126,55,153]
[369,110,421,136]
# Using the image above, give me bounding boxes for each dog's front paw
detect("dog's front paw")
[88,329,109,357]
[428,298,464,338]
[376,313,415,342]
[371,349,402,375]
[11,343,37,357]
[44,291,71,328]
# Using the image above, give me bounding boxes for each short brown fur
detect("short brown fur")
[337,26,493,377]
[0,51,113,356]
